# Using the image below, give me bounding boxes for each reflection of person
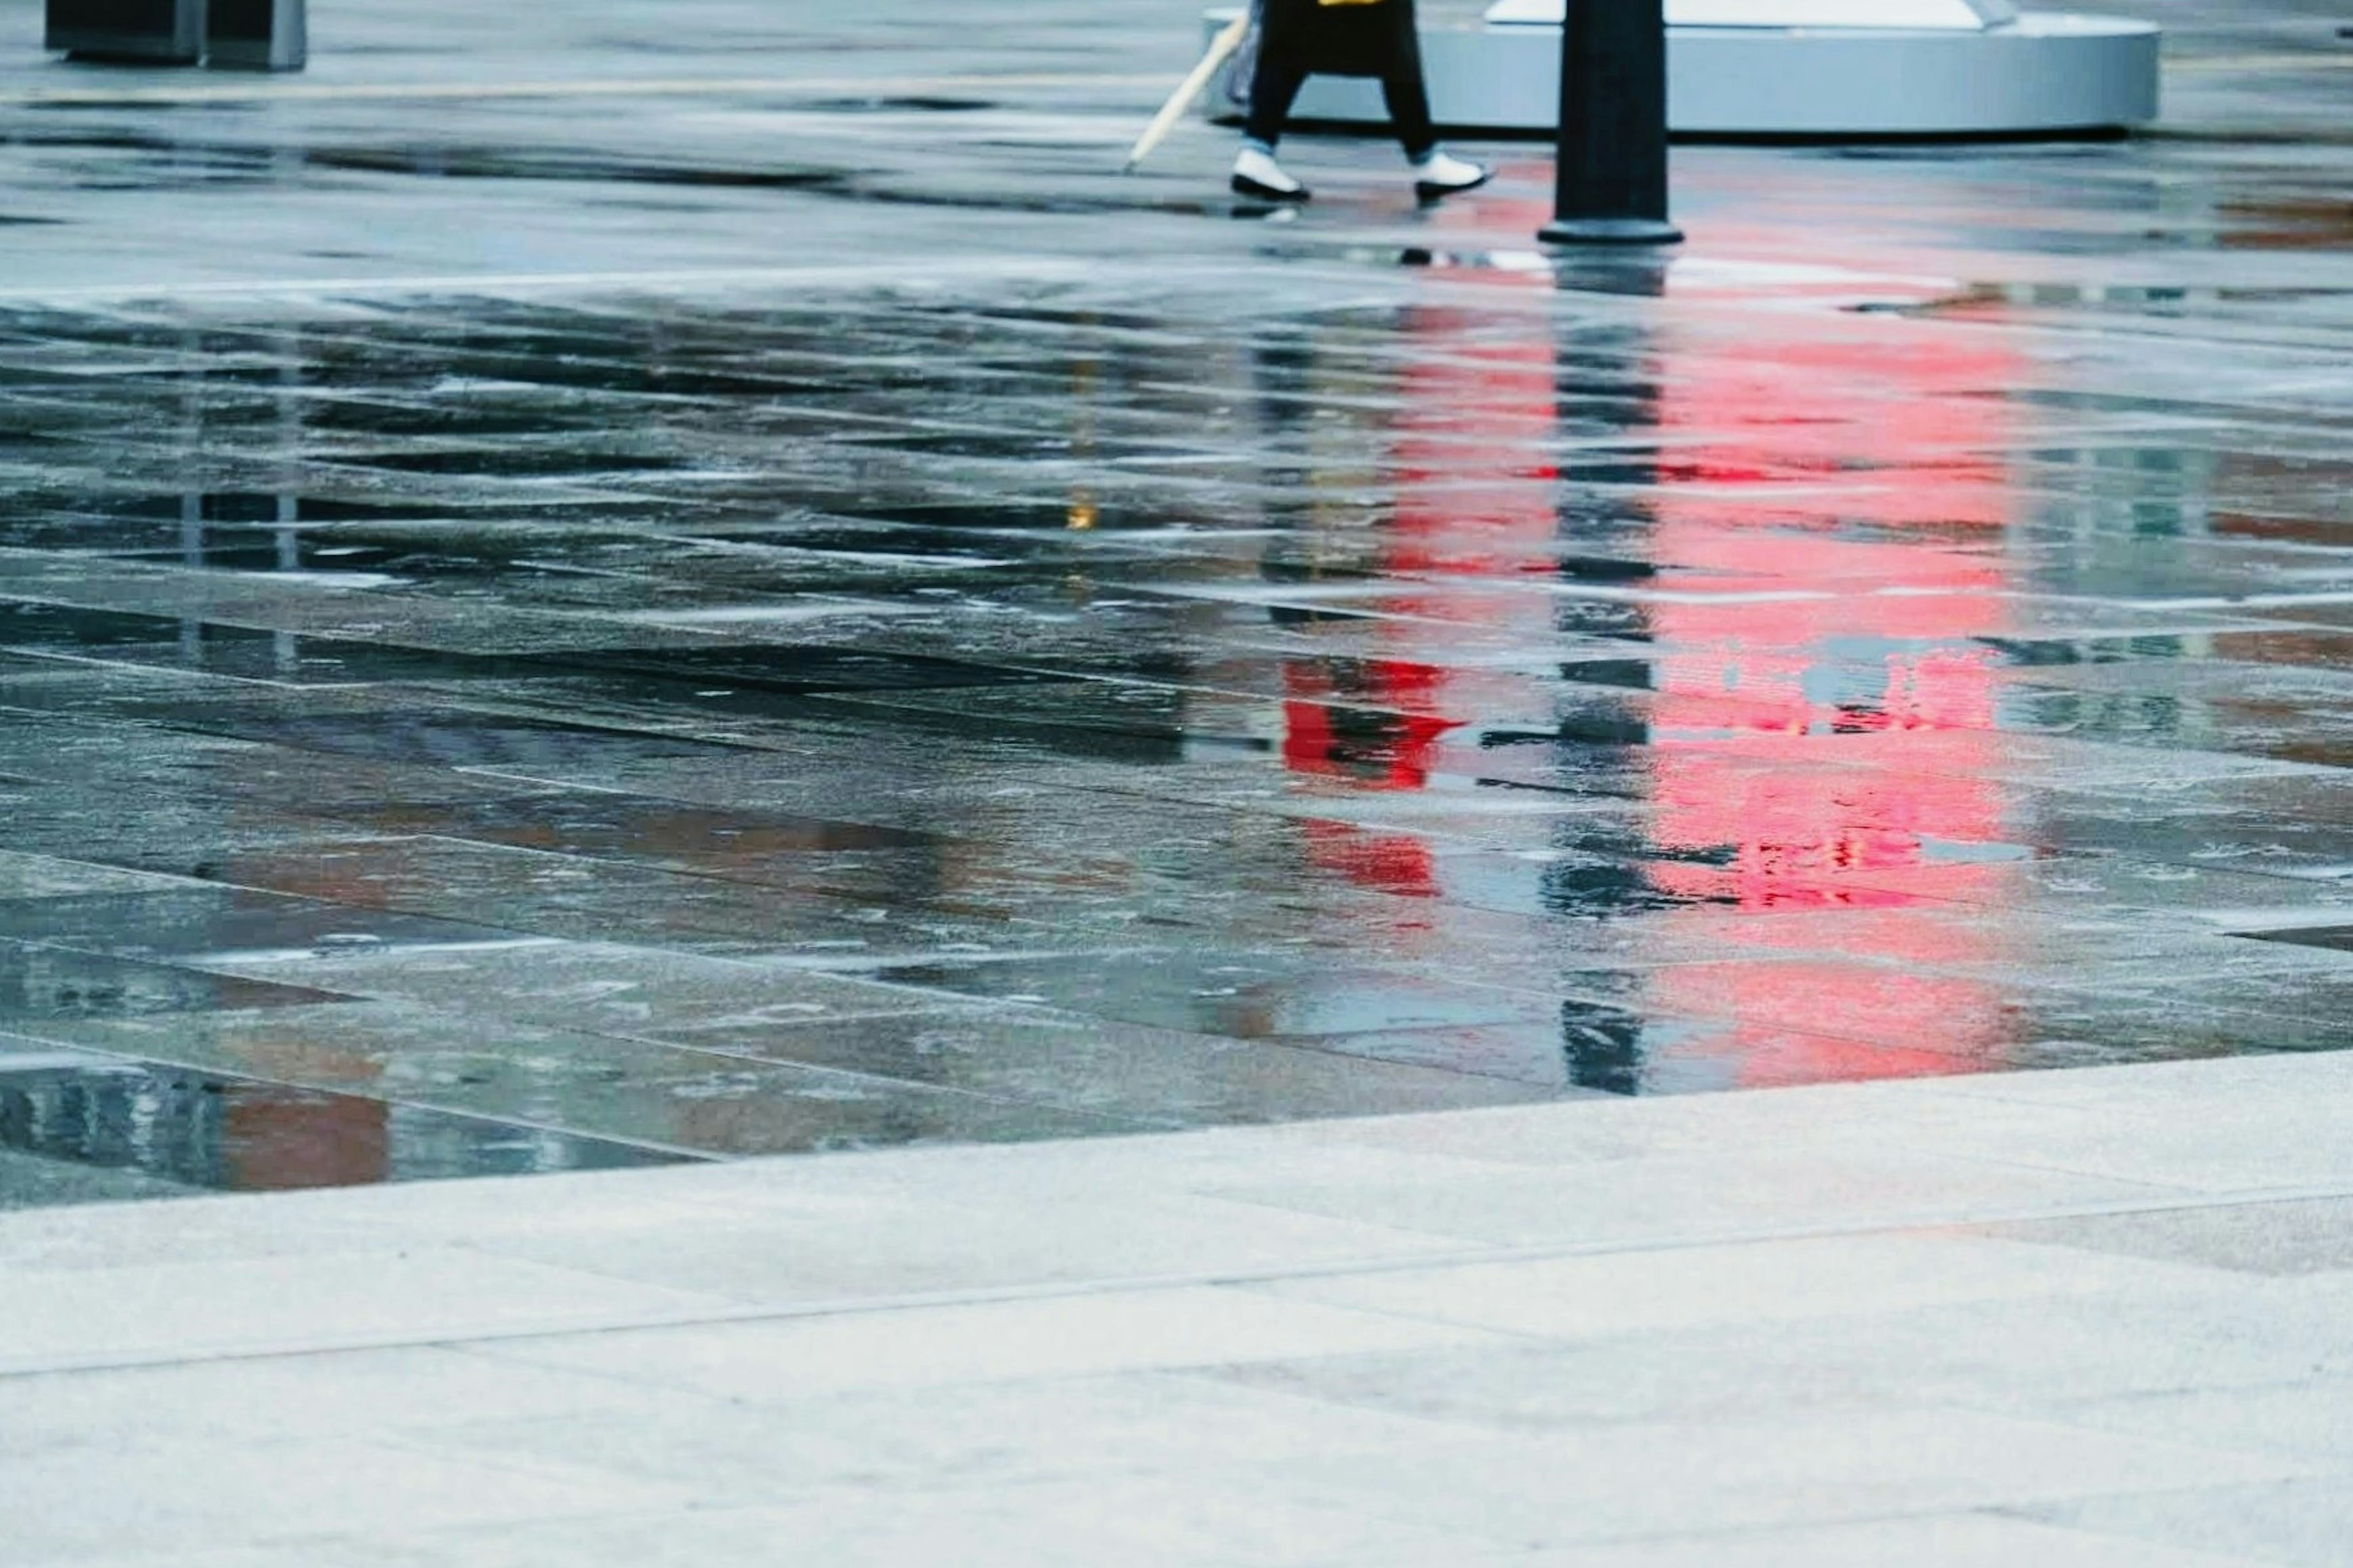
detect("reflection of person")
[1233,0,1490,203]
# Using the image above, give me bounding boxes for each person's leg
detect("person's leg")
[1380,69,1437,164]
[1243,55,1311,153]
[1236,26,1314,200]
[1376,13,1487,198]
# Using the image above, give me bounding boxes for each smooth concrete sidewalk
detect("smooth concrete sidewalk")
[4,1049,2349,1566]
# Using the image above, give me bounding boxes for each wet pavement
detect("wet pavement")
[0,0,2347,1201]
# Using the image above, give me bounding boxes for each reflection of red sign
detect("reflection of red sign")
[1643,229,2029,1084]
[1278,295,1556,906]
[1280,193,2044,1089]
[1282,661,1460,792]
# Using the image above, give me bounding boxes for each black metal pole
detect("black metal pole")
[1539,0,1683,247]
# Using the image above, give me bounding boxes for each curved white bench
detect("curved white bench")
[1205,0,2161,138]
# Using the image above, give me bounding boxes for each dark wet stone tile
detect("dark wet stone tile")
[578,643,1080,694]
[2001,998,2349,1061]
[0,851,193,902]
[0,599,186,649]
[331,793,936,865]
[20,627,524,687]
[195,833,1042,958]
[871,952,1548,1039]
[2071,969,2353,1040]
[0,1051,683,1195]
[1559,1015,1996,1097]
[132,702,749,771]
[2029,796,2353,882]
[30,1004,1146,1158]
[4,111,2353,1203]
[2243,926,2353,953]
[232,939,955,1037]
[0,940,350,1023]
[0,887,541,967]
[670,1010,1552,1123]
[0,795,409,885]
[0,1143,195,1211]
[1835,852,2353,931]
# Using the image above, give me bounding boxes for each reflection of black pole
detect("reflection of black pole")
[1539,0,1683,247]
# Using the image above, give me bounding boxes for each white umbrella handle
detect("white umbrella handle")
[1123,13,1253,173]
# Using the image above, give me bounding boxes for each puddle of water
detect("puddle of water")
[0,267,2347,1201]
[0,1058,683,1195]
[0,888,548,968]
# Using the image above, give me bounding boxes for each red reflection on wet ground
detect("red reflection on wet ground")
[1643,251,2034,1086]
[1281,200,2050,1090]
[1279,296,1554,907]
[224,1089,391,1191]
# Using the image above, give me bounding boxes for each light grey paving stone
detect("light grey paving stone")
[13,1544,334,1553]
[1254,1077,2052,1168]
[2029,1377,2353,1468]
[423,1367,1496,1499]
[0,1436,689,1567]
[1901,1103,2353,1194]
[621,1116,1539,1211]
[0,1345,735,1461]
[1254,1232,2231,1341]
[445,1185,1469,1303]
[2010,1475,2353,1568]
[1923,1051,2353,1114]
[312,1479,1509,1568]
[1986,1197,2353,1276]
[474,1284,1513,1401]
[1228,1408,2319,1551]
[0,1248,737,1373]
[1457,1512,2277,1566]
[0,1187,428,1273]
[8,1549,433,1568]
[1195,1278,2353,1430]
[1195,1146,2182,1249]
[1290,1061,2353,1199]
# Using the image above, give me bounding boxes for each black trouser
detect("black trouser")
[1243,57,1436,161]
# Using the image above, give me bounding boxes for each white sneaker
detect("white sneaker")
[1412,150,1491,199]
[1232,146,1310,202]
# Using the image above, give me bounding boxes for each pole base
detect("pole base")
[1539,216,1685,246]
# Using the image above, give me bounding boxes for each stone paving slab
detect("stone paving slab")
[1,1048,2349,1564]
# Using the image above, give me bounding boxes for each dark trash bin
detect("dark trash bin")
[46,0,207,64]
[207,0,305,69]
